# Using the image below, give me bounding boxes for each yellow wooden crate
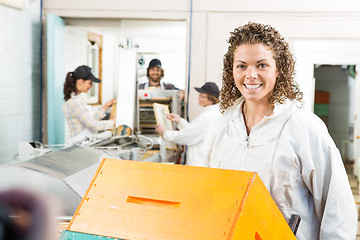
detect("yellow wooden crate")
[67,158,296,240]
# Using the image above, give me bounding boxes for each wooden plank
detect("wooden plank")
[152,103,177,150]
[139,97,171,101]
[88,32,103,106]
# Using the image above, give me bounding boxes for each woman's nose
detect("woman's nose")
[245,67,258,80]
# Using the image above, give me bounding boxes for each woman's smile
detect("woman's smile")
[243,84,263,90]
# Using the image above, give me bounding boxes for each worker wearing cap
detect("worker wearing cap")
[138,58,178,90]
[156,82,221,166]
[62,65,116,144]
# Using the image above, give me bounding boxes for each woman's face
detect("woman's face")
[232,43,278,105]
[198,93,213,107]
[76,79,93,93]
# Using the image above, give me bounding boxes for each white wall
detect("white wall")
[43,0,189,18]
[0,2,41,164]
[102,35,119,100]
[65,27,88,72]
[43,0,360,16]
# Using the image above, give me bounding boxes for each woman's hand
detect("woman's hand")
[102,99,117,111]
[156,123,166,136]
[167,113,181,123]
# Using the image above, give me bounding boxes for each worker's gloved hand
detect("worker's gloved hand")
[156,123,166,136]
[102,99,117,111]
[167,113,181,123]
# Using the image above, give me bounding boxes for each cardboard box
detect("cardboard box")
[65,159,296,240]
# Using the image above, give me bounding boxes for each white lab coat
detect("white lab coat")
[163,104,220,166]
[202,97,357,240]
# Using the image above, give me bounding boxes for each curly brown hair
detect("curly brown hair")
[220,22,303,112]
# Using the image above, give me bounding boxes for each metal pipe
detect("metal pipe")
[186,0,193,121]
[39,0,43,142]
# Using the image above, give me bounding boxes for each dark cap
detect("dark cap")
[148,58,162,69]
[194,82,220,98]
[72,65,101,83]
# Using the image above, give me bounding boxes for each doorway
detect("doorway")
[313,65,356,162]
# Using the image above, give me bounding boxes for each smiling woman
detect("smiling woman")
[202,22,358,239]
[221,24,302,114]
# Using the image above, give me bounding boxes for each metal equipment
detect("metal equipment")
[137,89,183,163]
[0,145,108,215]
[3,133,162,216]
[138,89,182,134]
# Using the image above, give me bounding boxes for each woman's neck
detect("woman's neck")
[242,100,273,135]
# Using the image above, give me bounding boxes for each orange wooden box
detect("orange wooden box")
[67,158,296,240]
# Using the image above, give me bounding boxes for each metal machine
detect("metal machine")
[137,89,183,163]
[138,89,182,134]
[0,145,107,215]
[1,132,159,216]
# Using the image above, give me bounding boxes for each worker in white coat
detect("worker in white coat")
[62,65,116,144]
[202,22,357,239]
[156,82,220,166]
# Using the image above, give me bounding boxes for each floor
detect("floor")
[346,162,360,239]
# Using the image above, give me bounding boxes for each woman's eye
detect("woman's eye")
[237,65,246,69]
[258,63,267,68]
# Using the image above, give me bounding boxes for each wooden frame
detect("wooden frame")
[153,103,177,150]
[87,32,103,105]
[153,103,173,131]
